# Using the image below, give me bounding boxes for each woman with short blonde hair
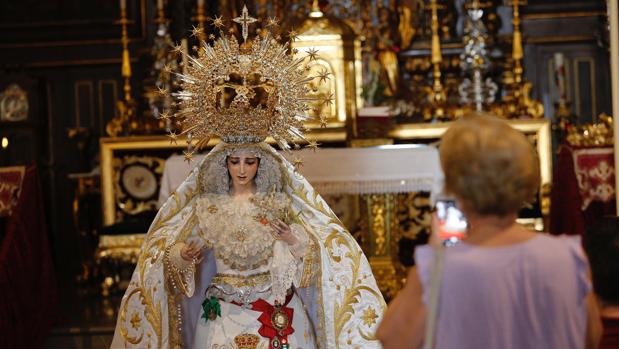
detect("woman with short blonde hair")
[439,112,539,215]
[377,113,602,349]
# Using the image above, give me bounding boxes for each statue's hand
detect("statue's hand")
[180,240,205,263]
[270,219,297,246]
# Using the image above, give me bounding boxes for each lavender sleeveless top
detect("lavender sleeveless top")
[416,234,590,349]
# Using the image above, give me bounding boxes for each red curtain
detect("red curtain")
[0,164,58,349]
[550,146,616,235]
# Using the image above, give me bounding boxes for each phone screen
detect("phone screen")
[435,200,467,245]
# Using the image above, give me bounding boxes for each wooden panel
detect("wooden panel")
[524,0,605,13]
[98,80,119,135]
[0,0,146,46]
[0,129,37,166]
[574,58,595,122]
[0,0,164,278]
[524,43,610,121]
[74,80,95,128]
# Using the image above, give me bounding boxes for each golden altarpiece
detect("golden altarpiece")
[94,0,555,299]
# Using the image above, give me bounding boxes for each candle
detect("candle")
[554,52,566,102]
[120,0,126,11]
[157,0,163,11]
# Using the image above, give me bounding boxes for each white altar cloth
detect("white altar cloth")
[158,145,443,207]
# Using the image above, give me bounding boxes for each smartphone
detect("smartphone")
[435,199,467,246]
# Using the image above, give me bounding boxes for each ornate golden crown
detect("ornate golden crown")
[164,6,329,160]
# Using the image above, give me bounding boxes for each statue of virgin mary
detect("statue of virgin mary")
[111,7,385,349]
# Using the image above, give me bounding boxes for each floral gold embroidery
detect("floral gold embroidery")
[211,271,270,289]
[130,312,142,330]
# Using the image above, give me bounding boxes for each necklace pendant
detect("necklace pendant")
[271,305,290,331]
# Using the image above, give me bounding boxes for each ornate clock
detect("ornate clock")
[121,164,158,200]
[113,155,165,218]
[0,84,29,122]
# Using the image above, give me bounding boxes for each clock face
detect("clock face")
[121,164,158,200]
[0,84,29,122]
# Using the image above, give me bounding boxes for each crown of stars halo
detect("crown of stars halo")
[168,6,326,162]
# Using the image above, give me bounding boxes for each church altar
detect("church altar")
[158,145,443,203]
[99,118,552,297]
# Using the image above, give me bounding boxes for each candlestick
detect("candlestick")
[155,0,166,24]
[195,0,207,42]
[106,0,137,137]
[421,0,448,121]
[119,1,132,101]
[511,0,525,84]
[429,0,446,103]
[181,38,189,75]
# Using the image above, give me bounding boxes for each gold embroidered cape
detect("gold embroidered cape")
[111,143,385,348]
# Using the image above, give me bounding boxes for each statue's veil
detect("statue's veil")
[111,142,385,349]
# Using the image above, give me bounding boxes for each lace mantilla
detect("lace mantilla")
[198,143,284,195]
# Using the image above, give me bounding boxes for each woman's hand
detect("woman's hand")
[270,219,298,246]
[429,212,443,247]
[180,240,205,263]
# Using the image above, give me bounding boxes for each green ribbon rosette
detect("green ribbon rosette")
[201,296,221,321]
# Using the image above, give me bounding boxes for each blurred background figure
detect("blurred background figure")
[377,113,602,349]
[584,217,619,349]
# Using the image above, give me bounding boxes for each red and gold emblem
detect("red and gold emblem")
[271,306,290,332]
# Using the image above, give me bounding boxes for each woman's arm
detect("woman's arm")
[585,292,602,349]
[376,266,426,349]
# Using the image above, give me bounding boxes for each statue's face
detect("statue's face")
[226,150,259,187]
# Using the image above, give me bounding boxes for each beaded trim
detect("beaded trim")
[164,243,196,296]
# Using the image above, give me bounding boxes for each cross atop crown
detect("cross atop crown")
[233,5,257,43]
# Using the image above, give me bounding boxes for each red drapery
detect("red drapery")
[550,146,616,235]
[0,164,58,349]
